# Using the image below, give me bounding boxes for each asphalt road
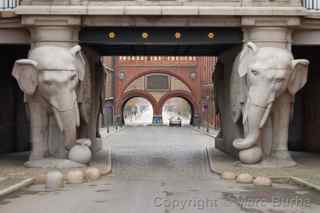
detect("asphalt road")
[1,126,320,213]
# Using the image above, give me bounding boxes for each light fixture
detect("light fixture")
[108,32,116,39]
[142,32,149,39]
[175,32,182,39]
[208,32,215,39]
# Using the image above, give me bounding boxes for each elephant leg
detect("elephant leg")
[47,114,65,158]
[28,101,49,160]
[91,68,104,152]
[261,117,273,157]
[271,92,295,164]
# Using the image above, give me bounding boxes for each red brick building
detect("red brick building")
[103,56,216,126]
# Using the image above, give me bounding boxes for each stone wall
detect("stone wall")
[292,46,320,152]
[0,45,30,154]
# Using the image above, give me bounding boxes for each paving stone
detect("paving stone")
[46,171,64,191]
[85,167,101,181]
[253,176,272,186]
[236,173,253,184]
[221,171,236,180]
[66,169,85,184]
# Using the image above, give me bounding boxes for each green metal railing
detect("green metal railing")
[0,0,18,10]
[304,0,320,10]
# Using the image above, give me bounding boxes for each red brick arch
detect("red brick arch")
[123,70,193,92]
[117,89,159,115]
[158,90,200,124]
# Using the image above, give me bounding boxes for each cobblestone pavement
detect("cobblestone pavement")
[1,126,320,213]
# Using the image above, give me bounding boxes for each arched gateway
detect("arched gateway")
[1,0,320,165]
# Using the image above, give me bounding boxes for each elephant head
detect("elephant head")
[231,42,309,163]
[12,45,86,149]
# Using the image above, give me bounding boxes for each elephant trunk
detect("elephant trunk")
[53,104,79,149]
[233,102,273,150]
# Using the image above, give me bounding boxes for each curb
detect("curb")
[206,144,320,192]
[0,178,34,197]
[101,126,125,138]
[206,145,221,175]
[102,143,112,176]
[289,177,320,192]
[190,126,217,138]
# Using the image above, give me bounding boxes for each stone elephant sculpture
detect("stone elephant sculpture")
[12,45,105,161]
[230,42,309,165]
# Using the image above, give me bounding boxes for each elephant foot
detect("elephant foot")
[29,149,49,161]
[53,149,68,159]
[238,146,263,164]
[91,138,103,153]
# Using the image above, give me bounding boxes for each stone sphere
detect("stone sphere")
[35,173,47,185]
[253,176,272,186]
[46,170,64,191]
[239,146,263,164]
[68,144,92,164]
[221,171,236,180]
[236,173,253,184]
[67,169,85,184]
[85,167,101,181]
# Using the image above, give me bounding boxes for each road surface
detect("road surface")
[1,126,320,213]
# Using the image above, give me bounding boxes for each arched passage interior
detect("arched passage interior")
[122,97,154,126]
[158,90,199,125]
[161,97,193,126]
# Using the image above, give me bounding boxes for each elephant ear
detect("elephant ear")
[238,42,258,77]
[230,55,248,123]
[12,59,38,95]
[230,42,257,123]
[288,59,309,95]
[70,45,86,81]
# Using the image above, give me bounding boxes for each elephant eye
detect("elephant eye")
[251,70,259,76]
[275,78,285,83]
[70,73,77,81]
[43,81,52,86]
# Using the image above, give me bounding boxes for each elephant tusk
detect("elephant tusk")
[75,102,80,127]
[53,108,64,132]
[259,103,273,128]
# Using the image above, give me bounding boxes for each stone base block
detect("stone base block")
[240,151,297,168]
[24,158,86,169]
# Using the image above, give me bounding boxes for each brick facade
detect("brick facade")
[105,56,216,125]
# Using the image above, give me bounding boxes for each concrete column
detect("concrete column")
[22,15,81,48]
[29,26,79,48]
[241,16,300,49]
[242,27,292,49]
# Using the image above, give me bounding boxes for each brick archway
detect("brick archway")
[118,89,159,114]
[114,57,204,125]
[158,90,200,124]
[123,70,193,93]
